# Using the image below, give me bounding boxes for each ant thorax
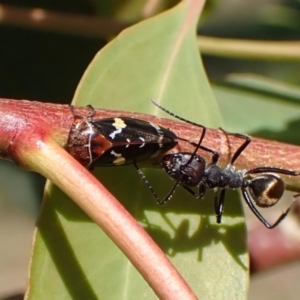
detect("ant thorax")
[204,163,246,189]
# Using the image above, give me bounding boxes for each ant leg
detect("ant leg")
[199,183,207,199]
[180,185,199,198]
[133,162,162,205]
[246,167,299,177]
[165,182,207,201]
[215,189,226,224]
[219,129,251,165]
[241,188,292,229]
[133,162,183,205]
[161,182,202,204]
[160,181,181,205]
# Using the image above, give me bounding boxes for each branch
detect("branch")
[198,36,300,61]
[1,98,300,280]
[1,4,300,62]
[0,98,196,299]
[0,4,128,38]
[1,98,299,189]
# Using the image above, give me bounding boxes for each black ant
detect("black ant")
[139,100,299,229]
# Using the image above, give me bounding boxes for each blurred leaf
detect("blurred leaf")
[75,4,222,126]
[224,74,300,104]
[215,73,300,145]
[263,4,300,30]
[28,1,248,299]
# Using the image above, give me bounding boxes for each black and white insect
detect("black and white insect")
[67,105,178,168]
[67,104,212,168]
[146,101,300,229]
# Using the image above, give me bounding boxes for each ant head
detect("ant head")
[248,174,284,207]
[161,153,206,186]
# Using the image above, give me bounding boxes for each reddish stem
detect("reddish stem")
[0,98,299,189]
[0,98,199,299]
[1,98,300,276]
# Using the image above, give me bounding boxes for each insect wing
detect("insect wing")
[91,117,178,166]
[67,117,112,167]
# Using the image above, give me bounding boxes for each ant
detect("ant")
[139,100,300,229]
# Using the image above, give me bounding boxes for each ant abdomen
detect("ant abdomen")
[248,174,284,207]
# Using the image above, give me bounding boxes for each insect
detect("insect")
[67,105,179,168]
[67,103,219,206]
[147,101,300,229]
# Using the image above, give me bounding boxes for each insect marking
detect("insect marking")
[109,118,127,139]
[113,157,126,165]
[139,137,146,148]
[150,123,164,148]
[150,122,163,134]
[111,150,121,157]
[157,135,164,148]
[82,121,94,166]
[126,138,130,148]
[111,151,126,165]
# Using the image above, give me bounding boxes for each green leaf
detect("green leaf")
[224,73,300,105]
[214,74,300,145]
[74,2,222,127]
[28,1,248,299]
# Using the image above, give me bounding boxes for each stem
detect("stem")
[29,140,197,299]
[1,4,300,62]
[198,36,300,61]
[0,4,127,38]
[0,98,299,190]
[0,98,197,299]
[1,98,300,278]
